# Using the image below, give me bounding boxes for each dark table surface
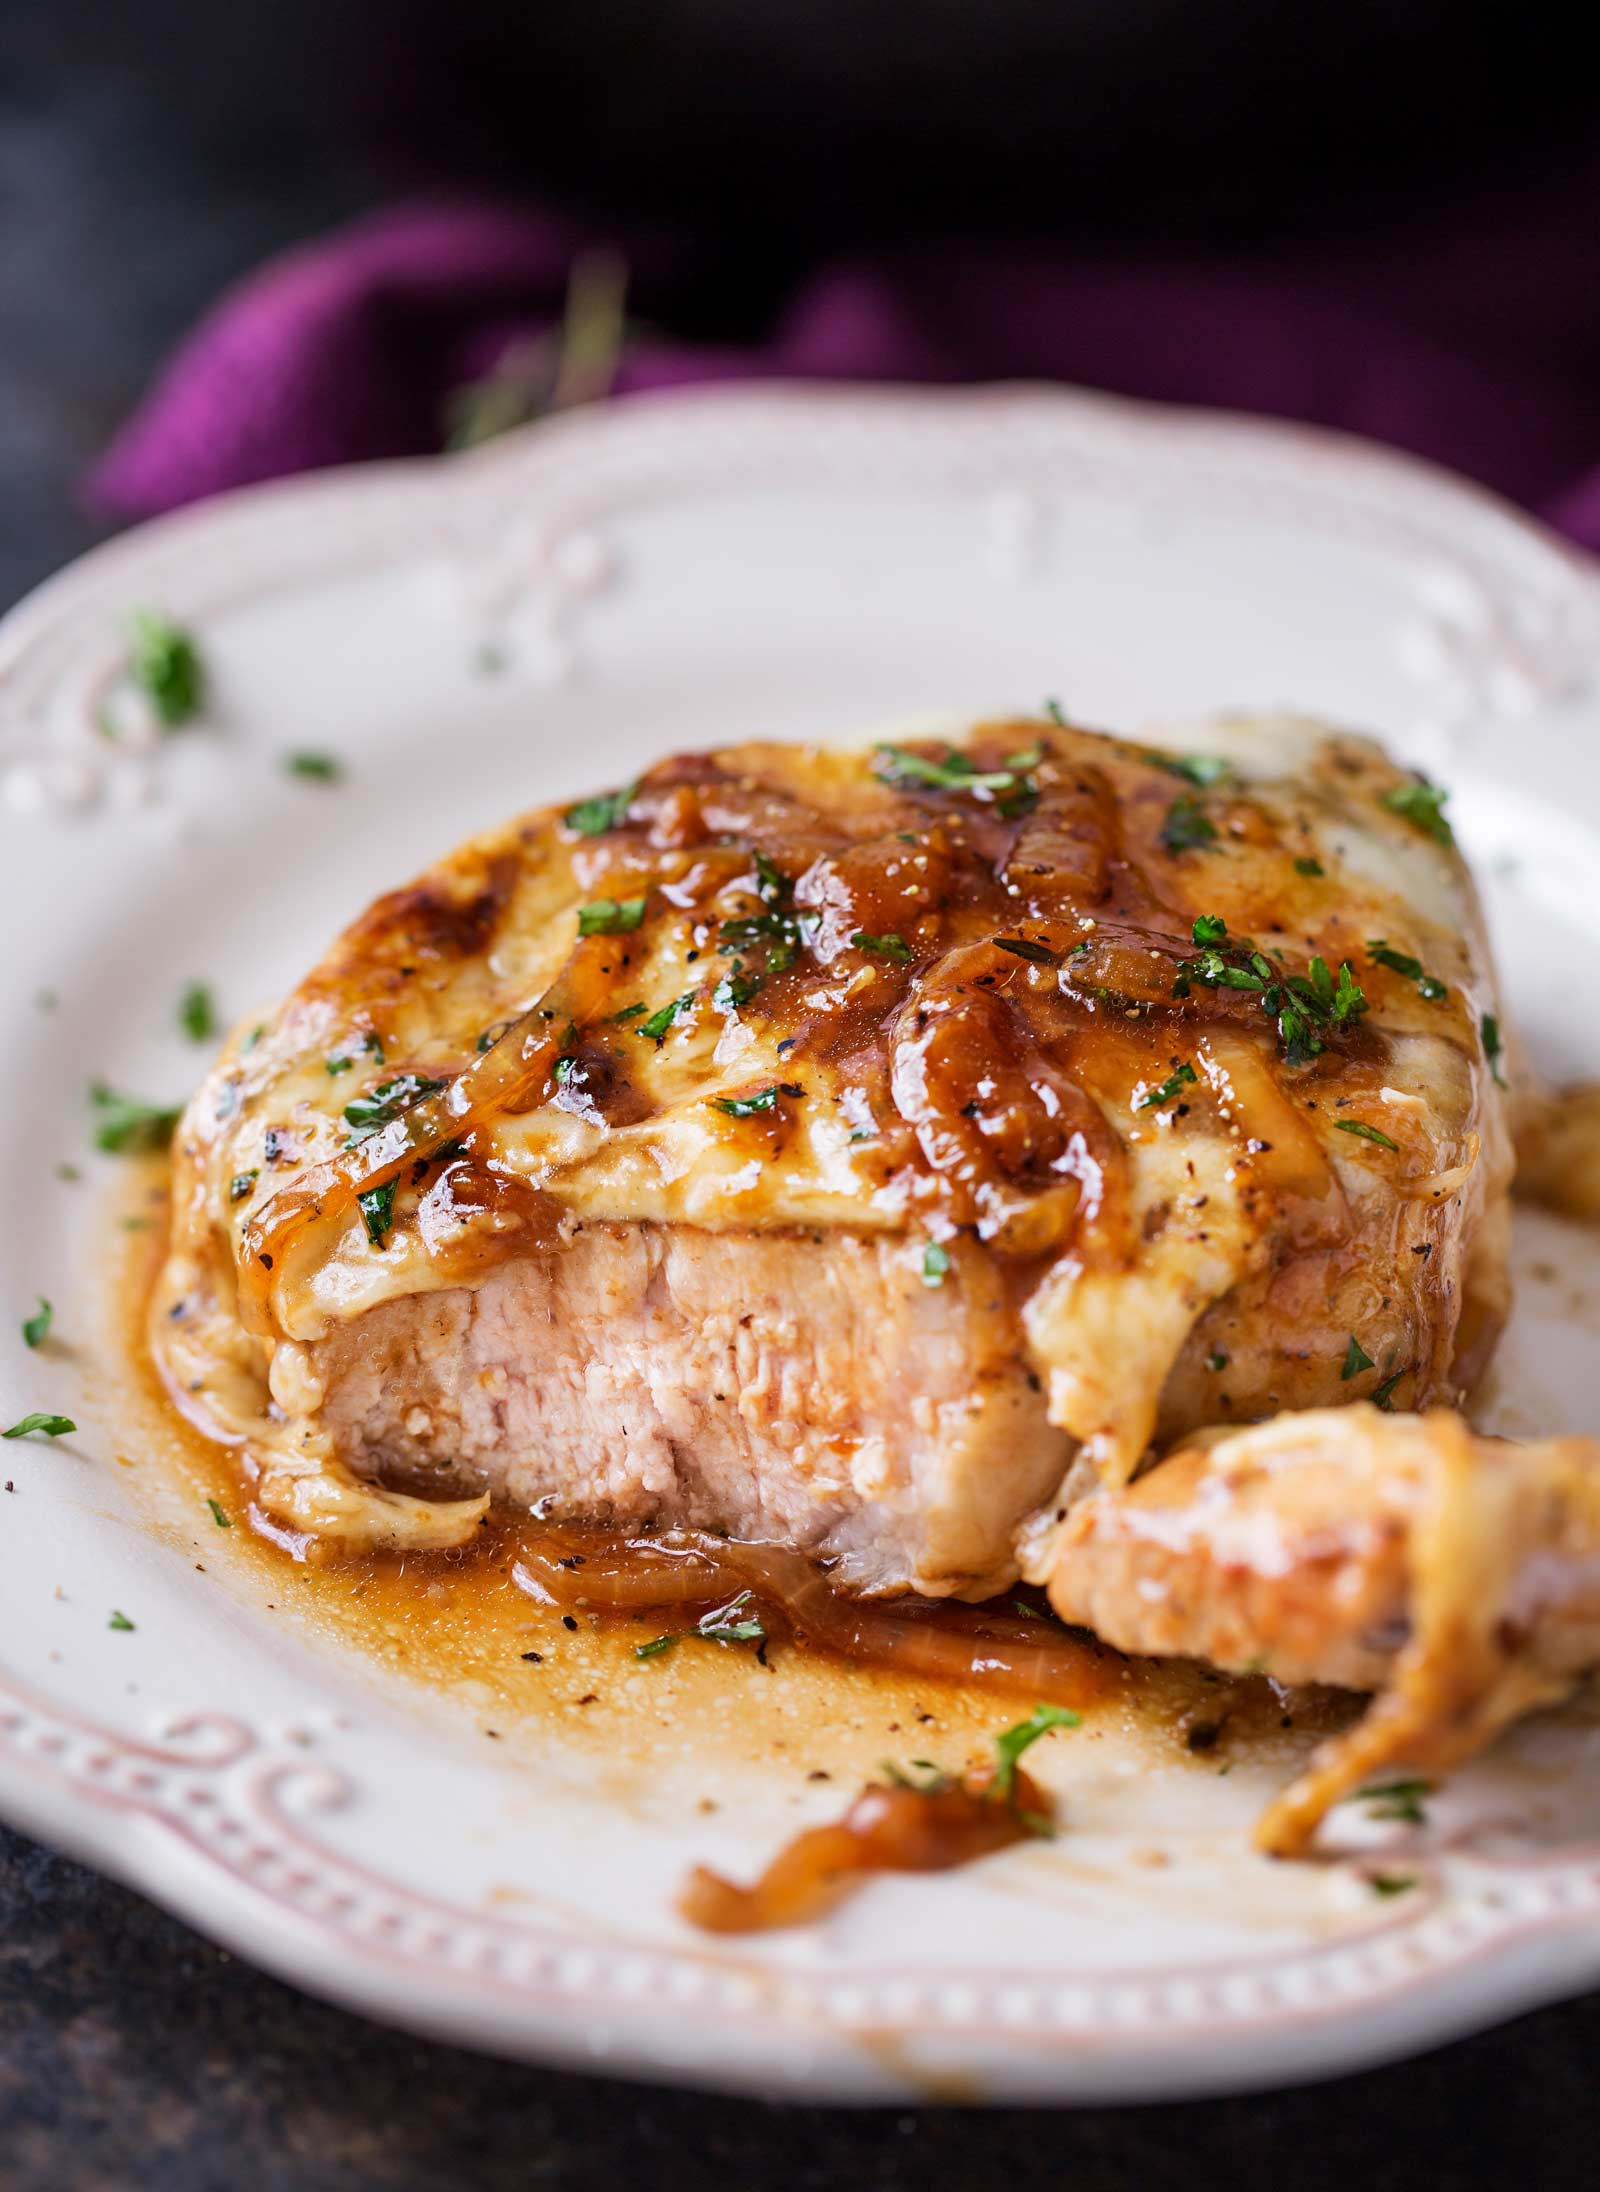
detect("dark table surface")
[5,15,1600,2187]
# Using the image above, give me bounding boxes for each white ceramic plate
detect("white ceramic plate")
[5,384,1600,2105]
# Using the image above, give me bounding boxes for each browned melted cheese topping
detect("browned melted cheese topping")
[155,713,1511,1560]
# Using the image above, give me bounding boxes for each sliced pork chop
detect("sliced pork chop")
[306,1222,1062,1595]
[150,711,1512,1596]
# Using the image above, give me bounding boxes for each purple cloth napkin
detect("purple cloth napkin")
[90,172,1600,553]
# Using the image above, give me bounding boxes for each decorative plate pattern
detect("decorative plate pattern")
[3,383,1600,2102]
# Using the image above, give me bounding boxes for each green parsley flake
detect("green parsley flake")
[1383,780,1453,846]
[22,1298,52,1349]
[990,1704,1081,1805]
[852,931,913,961]
[634,1634,676,1660]
[713,1083,802,1117]
[1371,1367,1407,1412]
[638,993,694,1041]
[1481,1014,1507,1088]
[1294,857,1325,878]
[1044,699,1068,726]
[921,1242,951,1287]
[577,896,647,936]
[1139,1061,1197,1111]
[178,981,216,1042]
[564,781,638,837]
[1142,749,1233,787]
[697,1591,765,1644]
[713,969,759,1013]
[89,1082,182,1155]
[343,1073,445,1142]
[1368,939,1448,1002]
[228,1170,258,1203]
[108,1610,136,1632]
[1191,913,1228,946]
[1206,1350,1229,1373]
[1342,1335,1376,1380]
[1159,795,1217,854]
[327,1032,385,1074]
[874,743,1019,795]
[1334,1119,1400,1153]
[1357,1776,1432,1825]
[357,1179,397,1247]
[129,609,204,727]
[1370,1873,1418,1897]
[3,1412,74,1440]
[283,751,343,783]
[206,1497,232,1529]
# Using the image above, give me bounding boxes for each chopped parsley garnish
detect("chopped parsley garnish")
[994,936,1056,964]
[1357,1776,1431,1824]
[1006,742,1046,770]
[283,750,343,783]
[22,1299,51,1349]
[327,1032,385,1073]
[608,1002,648,1025]
[1383,779,1453,846]
[1371,1366,1407,1412]
[1142,749,1232,787]
[357,1179,397,1247]
[343,1073,446,1141]
[697,1590,765,1644]
[129,609,204,726]
[874,743,1018,795]
[178,981,216,1042]
[990,1703,1081,1808]
[638,992,694,1041]
[1206,1350,1229,1373]
[1334,1119,1400,1153]
[1159,795,1217,853]
[4,1413,75,1440]
[852,930,913,962]
[552,1055,577,1086]
[577,895,647,936]
[1368,940,1447,1001]
[206,1497,232,1529]
[753,852,789,905]
[1171,919,1364,1067]
[1370,1873,1418,1897]
[634,1634,676,1660]
[108,1610,136,1632]
[921,1242,951,1287]
[228,1170,258,1203]
[564,781,638,837]
[1342,1335,1375,1380]
[1482,1014,1506,1088]
[1139,1061,1197,1111]
[717,908,811,973]
[713,1083,803,1117]
[1044,699,1068,726]
[713,969,759,1013]
[89,1082,182,1155]
[1294,857,1325,878]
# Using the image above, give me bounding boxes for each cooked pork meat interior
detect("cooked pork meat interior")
[153,708,1565,1843]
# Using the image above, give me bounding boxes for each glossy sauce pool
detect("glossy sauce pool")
[106,1159,1359,1821]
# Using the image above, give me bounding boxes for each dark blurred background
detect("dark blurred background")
[5,5,1600,2184]
[4,0,1600,604]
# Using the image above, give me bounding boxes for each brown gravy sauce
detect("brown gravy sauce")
[108,1162,1358,1837]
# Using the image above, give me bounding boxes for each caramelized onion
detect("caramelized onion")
[513,1527,1119,1707]
[680,1763,1051,1933]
